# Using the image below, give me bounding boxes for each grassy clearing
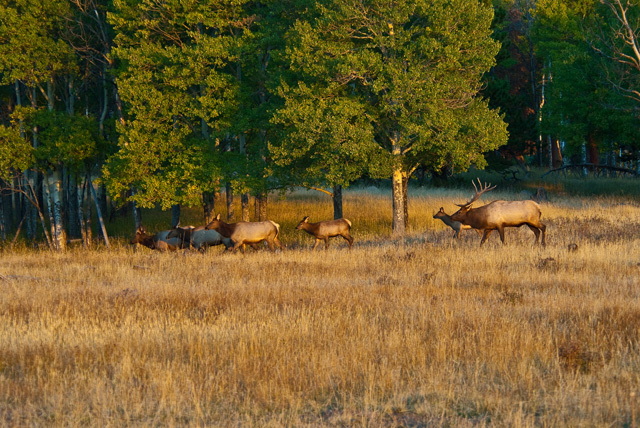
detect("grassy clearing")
[1,180,639,426]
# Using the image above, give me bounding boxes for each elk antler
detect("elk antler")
[456,178,497,207]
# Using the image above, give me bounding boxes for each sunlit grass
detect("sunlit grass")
[1,181,639,426]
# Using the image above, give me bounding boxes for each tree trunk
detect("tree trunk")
[551,138,563,168]
[587,135,599,166]
[67,169,80,239]
[77,177,87,249]
[402,174,409,227]
[242,193,250,221]
[226,182,235,221]
[0,196,5,241]
[99,182,108,224]
[332,184,343,220]
[85,179,93,248]
[43,173,56,248]
[391,137,407,236]
[25,177,37,243]
[89,177,110,248]
[257,193,267,221]
[130,188,142,230]
[171,204,180,228]
[49,168,67,251]
[392,169,406,235]
[202,191,215,224]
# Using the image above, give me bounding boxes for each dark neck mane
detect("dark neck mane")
[216,220,236,237]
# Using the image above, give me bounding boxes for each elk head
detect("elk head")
[451,178,496,221]
[204,213,222,231]
[295,216,310,230]
[130,226,150,245]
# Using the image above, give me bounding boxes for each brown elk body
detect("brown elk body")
[450,179,546,246]
[295,217,354,250]
[205,214,283,253]
[432,207,481,239]
[130,226,179,251]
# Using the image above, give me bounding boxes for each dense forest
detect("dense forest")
[0,0,639,250]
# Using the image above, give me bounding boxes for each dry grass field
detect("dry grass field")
[1,179,639,427]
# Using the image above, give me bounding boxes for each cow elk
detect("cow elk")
[205,214,283,253]
[450,179,546,246]
[167,225,233,251]
[295,216,354,250]
[130,226,179,251]
[432,207,481,239]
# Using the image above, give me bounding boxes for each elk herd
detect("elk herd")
[130,179,546,253]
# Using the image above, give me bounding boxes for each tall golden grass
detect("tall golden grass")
[1,184,639,426]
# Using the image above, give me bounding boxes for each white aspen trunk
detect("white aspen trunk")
[49,169,67,251]
[43,172,57,249]
[391,134,406,235]
[77,177,87,249]
[89,178,110,248]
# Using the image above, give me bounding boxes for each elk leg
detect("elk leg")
[266,240,275,252]
[497,226,505,244]
[530,220,547,245]
[312,239,321,251]
[526,224,540,244]
[324,237,329,250]
[342,233,354,248]
[480,229,493,246]
[274,237,283,251]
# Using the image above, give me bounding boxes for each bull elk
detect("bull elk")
[205,214,283,253]
[295,216,354,250]
[450,179,546,246]
[432,207,481,239]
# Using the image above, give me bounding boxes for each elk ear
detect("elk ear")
[438,207,444,213]
[215,213,221,220]
[302,216,309,223]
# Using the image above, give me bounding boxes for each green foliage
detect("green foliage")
[483,0,539,162]
[535,0,640,158]
[105,0,241,208]
[0,107,103,176]
[0,0,76,85]
[0,123,33,180]
[31,110,102,169]
[273,0,507,183]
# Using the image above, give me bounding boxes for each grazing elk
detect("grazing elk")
[130,226,179,251]
[295,216,354,250]
[205,214,283,253]
[167,225,233,251]
[450,179,546,246]
[432,207,481,239]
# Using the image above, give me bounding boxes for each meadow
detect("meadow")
[0,174,639,427]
